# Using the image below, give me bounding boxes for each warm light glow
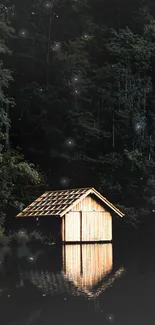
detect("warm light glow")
[62,244,113,296]
[65,212,80,241]
[21,246,124,298]
[82,211,111,241]
[64,211,112,242]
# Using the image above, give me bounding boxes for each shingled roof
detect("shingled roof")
[16,187,124,218]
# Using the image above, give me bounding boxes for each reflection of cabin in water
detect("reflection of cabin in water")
[21,244,124,298]
[63,244,114,297]
[16,187,124,242]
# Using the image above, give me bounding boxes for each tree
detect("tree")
[0,4,43,230]
[6,0,102,190]
[96,11,155,223]
[3,0,155,226]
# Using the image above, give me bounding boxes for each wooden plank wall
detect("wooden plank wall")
[82,211,112,241]
[63,211,112,242]
[63,195,112,242]
[62,216,65,242]
[71,195,106,212]
[65,212,80,241]
[105,212,112,241]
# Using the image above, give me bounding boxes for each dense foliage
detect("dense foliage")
[1,0,155,226]
[0,4,43,229]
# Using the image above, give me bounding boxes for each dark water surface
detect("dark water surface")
[0,238,155,325]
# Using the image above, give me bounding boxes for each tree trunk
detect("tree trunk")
[97,99,100,128]
[112,108,115,157]
[46,11,53,85]
[149,135,152,161]
[6,102,10,150]
[117,0,120,30]
[143,86,146,140]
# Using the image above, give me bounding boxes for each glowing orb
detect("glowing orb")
[18,230,26,236]
[134,121,145,133]
[71,75,80,85]
[52,42,61,51]
[19,29,28,37]
[65,138,76,148]
[82,33,92,41]
[136,123,141,130]
[106,313,115,323]
[59,177,70,187]
[83,34,90,40]
[44,1,53,9]
[73,76,78,82]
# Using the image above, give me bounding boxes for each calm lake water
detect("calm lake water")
[0,237,155,325]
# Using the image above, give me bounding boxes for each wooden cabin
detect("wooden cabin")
[16,187,124,242]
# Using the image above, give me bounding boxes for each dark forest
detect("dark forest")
[1,0,155,229]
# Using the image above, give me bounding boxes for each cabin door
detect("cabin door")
[63,212,81,242]
[82,211,111,241]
